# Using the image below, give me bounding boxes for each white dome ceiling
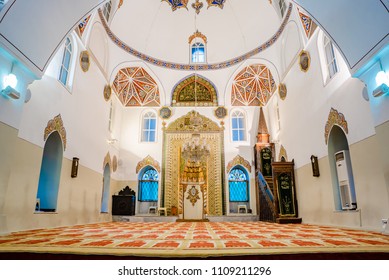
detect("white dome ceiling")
[109,0,282,65]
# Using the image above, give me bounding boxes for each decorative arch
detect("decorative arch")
[231,64,276,106]
[188,30,207,44]
[172,74,218,107]
[226,155,251,174]
[44,114,67,150]
[278,145,288,161]
[112,67,160,107]
[103,152,112,172]
[163,110,224,216]
[325,108,348,145]
[136,155,161,174]
[36,131,63,212]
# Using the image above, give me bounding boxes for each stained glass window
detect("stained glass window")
[59,38,72,87]
[229,167,249,202]
[139,168,159,202]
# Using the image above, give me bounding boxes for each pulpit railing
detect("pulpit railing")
[257,172,276,222]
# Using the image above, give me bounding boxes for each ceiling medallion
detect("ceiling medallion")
[163,0,225,13]
[192,0,203,14]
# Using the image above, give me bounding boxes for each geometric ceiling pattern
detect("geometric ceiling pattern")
[112,67,160,107]
[231,64,276,106]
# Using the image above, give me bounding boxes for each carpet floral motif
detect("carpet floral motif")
[1,222,389,257]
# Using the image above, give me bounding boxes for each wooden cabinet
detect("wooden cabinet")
[112,195,135,216]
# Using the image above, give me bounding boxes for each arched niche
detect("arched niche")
[36,131,63,212]
[171,74,218,107]
[328,125,356,211]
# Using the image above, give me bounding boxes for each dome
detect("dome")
[109,0,282,65]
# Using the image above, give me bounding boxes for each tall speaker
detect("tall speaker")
[112,195,135,215]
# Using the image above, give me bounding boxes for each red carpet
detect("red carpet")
[1,222,388,258]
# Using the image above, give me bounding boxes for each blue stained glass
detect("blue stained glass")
[229,167,248,202]
[139,168,158,201]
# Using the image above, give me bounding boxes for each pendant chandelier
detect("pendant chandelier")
[182,133,210,162]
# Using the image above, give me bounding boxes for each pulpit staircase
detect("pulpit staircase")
[256,172,276,222]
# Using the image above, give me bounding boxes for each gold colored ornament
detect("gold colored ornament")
[299,50,310,72]
[104,85,112,101]
[44,114,67,150]
[187,186,200,206]
[79,50,90,72]
[278,83,287,100]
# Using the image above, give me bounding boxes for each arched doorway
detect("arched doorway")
[36,131,63,212]
[101,163,111,213]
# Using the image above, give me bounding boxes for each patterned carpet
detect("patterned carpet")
[1,222,389,258]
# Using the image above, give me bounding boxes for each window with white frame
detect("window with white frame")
[103,0,112,22]
[141,111,157,142]
[323,35,339,79]
[58,37,73,87]
[279,0,287,17]
[189,31,207,64]
[231,110,246,142]
[191,42,206,63]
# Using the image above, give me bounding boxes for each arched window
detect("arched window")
[191,42,205,63]
[279,0,287,17]
[189,31,207,64]
[138,167,159,202]
[228,166,249,202]
[36,132,63,212]
[101,164,111,213]
[231,110,246,142]
[59,37,72,87]
[103,0,112,22]
[323,35,339,80]
[141,111,157,142]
